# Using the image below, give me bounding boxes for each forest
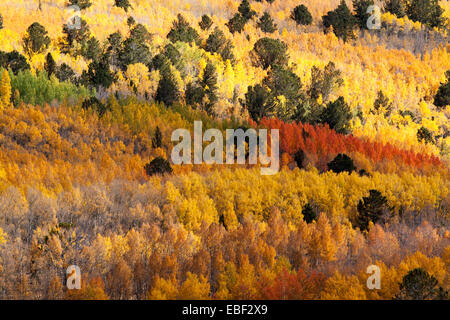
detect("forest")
[0,0,448,300]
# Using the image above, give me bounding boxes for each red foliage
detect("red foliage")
[257,118,442,171]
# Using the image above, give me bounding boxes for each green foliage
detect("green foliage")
[82,37,102,62]
[167,14,201,45]
[55,63,76,83]
[355,189,390,232]
[22,22,51,56]
[119,24,153,69]
[144,157,173,176]
[0,14,3,29]
[262,65,302,121]
[291,4,313,26]
[327,153,356,174]
[433,70,450,108]
[114,0,132,12]
[320,96,352,134]
[152,126,162,148]
[238,0,256,21]
[395,268,445,300]
[68,0,92,10]
[307,62,343,102]
[302,203,317,223]
[294,148,305,169]
[199,14,213,31]
[417,126,434,144]
[243,84,271,122]
[82,96,109,116]
[9,69,91,106]
[322,0,357,42]
[251,37,289,70]
[372,90,393,116]
[383,0,406,18]
[257,12,277,33]
[226,14,247,34]
[0,51,30,75]
[204,27,236,64]
[201,61,219,115]
[353,0,375,29]
[105,31,123,67]
[82,57,115,89]
[60,18,91,57]
[406,0,445,29]
[44,53,56,78]
[156,67,180,107]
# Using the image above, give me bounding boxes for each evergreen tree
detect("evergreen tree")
[291,4,313,26]
[226,14,247,34]
[327,153,356,174]
[105,31,123,68]
[322,0,357,42]
[355,189,390,231]
[307,62,343,102]
[243,84,271,122]
[44,53,56,78]
[0,51,30,75]
[119,24,152,69]
[145,157,173,176]
[238,0,256,21]
[152,126,162,149]
[353,0,375,30]
[55,63,76,83]
[417,126,434,144]
[68,0,92,10]
[114,0,132,12]
[205,27,227,54]
[406,0,445,28]
[60,18,91,57]
[433,70,450,109]
[0,14,3,30]
[23,22,51,56]
[82,97,109,117]
[257,12,277,33]
[251,37,289,70]
[167,14,201,45]
[294,148,306,169]
[156,68,180,107]
[320,96,352,134]
[395,268,443,300]
[200,61,218,115]
[383,0,406,18]
[82,57,115,89]
[372,90,393,115]
[302,203,317,223]
[199,14,213,31]
[82,37,102,62]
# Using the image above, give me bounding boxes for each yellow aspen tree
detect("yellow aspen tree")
[0,69,11,109]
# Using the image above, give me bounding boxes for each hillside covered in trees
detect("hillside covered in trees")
[0,0,448,300]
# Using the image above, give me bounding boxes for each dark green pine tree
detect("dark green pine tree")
[353,0,375,30]
[152,126,163,149]
[291,4,313,26]
[355,189,390,231]
[257,12,277,33]
[156,67,180,107]
[115,0,132,12]
[68,0,92,10]
[320,96,352,134]
[302,203,317,223]
[238,0,257,21]
[199,14,213,31]
[44,52,56,78]
[167,14,201,45]
[201,61,219,116]
[395,268,444,300]
[322,0,357,42]
[327,153,356,174]
[406,0,445,29]
[433,70,450,109]
[23,22,51,56]
[383,0,406,18]
[145,157,173,176]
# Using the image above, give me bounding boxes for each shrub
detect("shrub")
[291,5,313,26]
[144,157,173,176]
